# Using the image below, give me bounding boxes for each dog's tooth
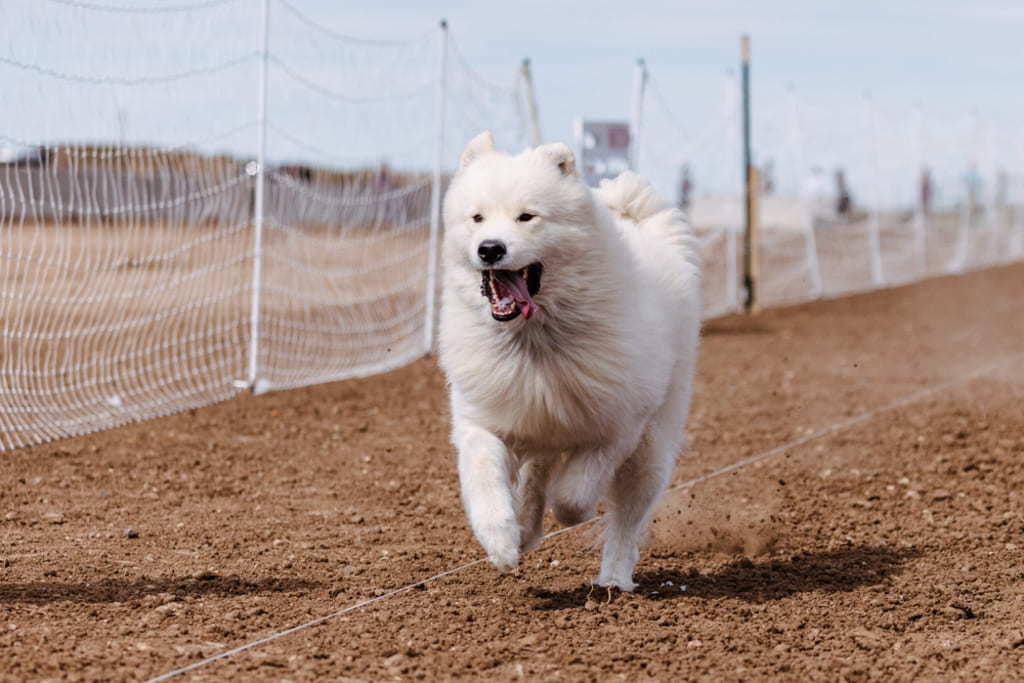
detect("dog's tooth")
[522,268,528,279]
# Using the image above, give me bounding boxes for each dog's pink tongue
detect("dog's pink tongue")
[493,270,536,319]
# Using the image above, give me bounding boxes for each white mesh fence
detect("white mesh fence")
[636,68,1024,316]
[0,0,528,450]
[1,0,257,450]
[3,4,1022,451]
[251,2,439,395]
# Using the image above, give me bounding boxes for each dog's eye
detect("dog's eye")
[472,214,484,223]
[517,213,535,222]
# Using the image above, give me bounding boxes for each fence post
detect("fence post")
[864,93,884,287]
[950,112,982,273]
[788,84,822,298]
[911,104,927,277]
[741,35,759,312]
[519,59,542,146]
[244,0,270,393]
[723,72,740,312]
[984,119,1000,264]
[423,19,448,355]
[1013,184,1024,259]
[629,59,647,172]
[748,166,762,312]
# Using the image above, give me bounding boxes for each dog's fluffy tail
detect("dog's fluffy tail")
[596,170,701,271]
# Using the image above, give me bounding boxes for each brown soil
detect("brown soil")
[2,263,1023,682]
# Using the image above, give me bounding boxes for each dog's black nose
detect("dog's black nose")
[477,240,507,265]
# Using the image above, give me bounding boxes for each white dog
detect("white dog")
[438,132,701,591]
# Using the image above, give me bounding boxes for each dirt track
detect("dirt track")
[2,263,1023,682]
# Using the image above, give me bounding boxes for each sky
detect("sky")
[3,0,1023,204]
[339,0,1022,137]
[322,0,1024,201]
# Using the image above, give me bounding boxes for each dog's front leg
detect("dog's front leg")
[453,418,520,572]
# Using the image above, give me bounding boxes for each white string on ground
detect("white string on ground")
[143,349,1021,682]
[143,560,487,683]
[667,353,1021,494]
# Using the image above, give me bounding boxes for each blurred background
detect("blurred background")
[1,0,1021,450]
[4,0,1021,206]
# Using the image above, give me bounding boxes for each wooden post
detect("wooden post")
[748,166,761,313]
[741,35,758,313]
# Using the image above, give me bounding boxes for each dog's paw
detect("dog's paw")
[518,523,543,554]
[487,547,519,573]
[595,571,636,593]
[597,543,640,592]
[517,504,545,554]
[473,512,520,572]
[482,532,519,572]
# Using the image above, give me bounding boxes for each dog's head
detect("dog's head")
[442,131,595,323]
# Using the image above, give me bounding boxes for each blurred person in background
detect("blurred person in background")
[835,168,852,217]
[678,164,693,210]
[762,159,775,195]
[920,167,933,214]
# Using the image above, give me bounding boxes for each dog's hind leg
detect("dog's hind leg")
[514,455,553,554]
[597,386,690,591]
[453,415,520,572]
[596,432,677,591]
[549,423,646,528]
[548,450,612,528]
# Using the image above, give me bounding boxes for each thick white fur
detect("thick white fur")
[438,131,701,591]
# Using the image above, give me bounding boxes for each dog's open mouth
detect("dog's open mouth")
[480,263,542,321]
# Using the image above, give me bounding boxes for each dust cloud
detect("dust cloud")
[646,482,784,557]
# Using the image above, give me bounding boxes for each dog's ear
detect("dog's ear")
[537,142,577,177]
[459,131,495,172]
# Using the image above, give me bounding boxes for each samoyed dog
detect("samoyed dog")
[438,132,701,591]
